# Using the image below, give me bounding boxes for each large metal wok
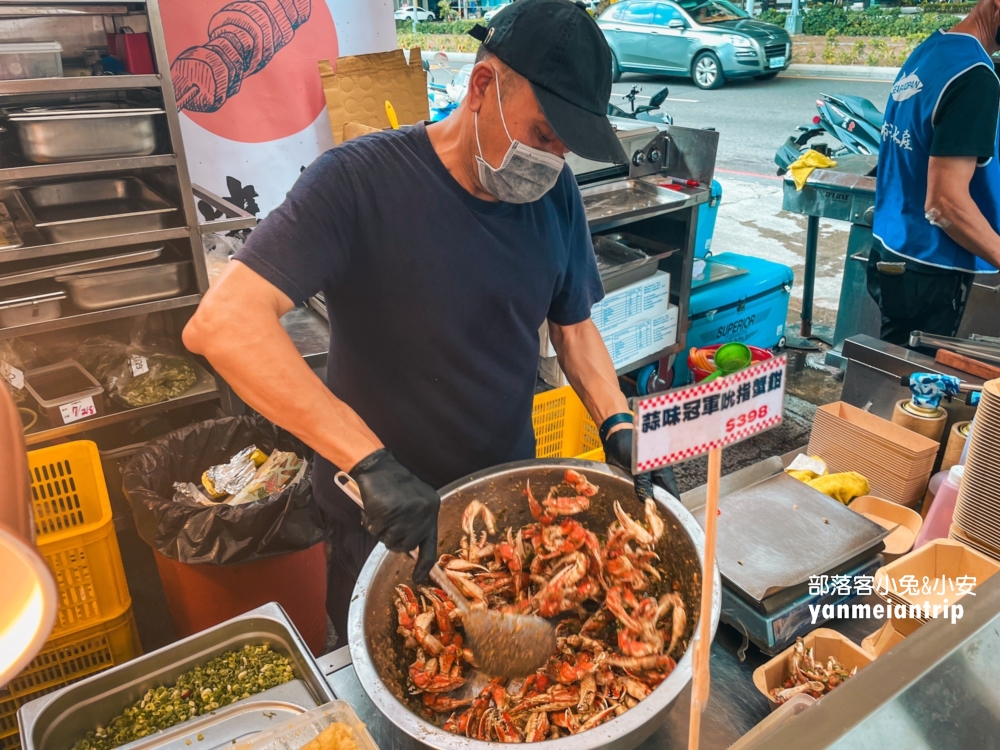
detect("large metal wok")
[348,458,721,750]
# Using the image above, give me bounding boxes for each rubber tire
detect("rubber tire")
[754,72,780,81]
[636,365,658,396]
[611,50,621,83]
[692,51,724,90]
[777,336,787,349]
[427,12,436,20]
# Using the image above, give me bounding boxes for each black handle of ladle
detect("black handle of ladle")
[333,471,470,611]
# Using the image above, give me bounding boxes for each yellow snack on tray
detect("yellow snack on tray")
[249,448,268,467]
[301,722,358,750]
[807,472,870,505]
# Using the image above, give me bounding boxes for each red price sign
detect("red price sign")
[59,396,97,425]
[726,404,770,433]
[633,355,786,472]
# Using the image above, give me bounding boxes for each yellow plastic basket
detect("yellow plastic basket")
[0,606,140,750]
[27,441,131,638]
[532,386,604,461]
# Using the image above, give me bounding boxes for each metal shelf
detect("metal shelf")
[0,226,191,263]
[0,4,132,15]
[0,292,201,339]
[0,154,176,182]
[0,74,161,96]
[24,365,217,446]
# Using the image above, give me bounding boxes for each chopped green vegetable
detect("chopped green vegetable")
[71,645,293,750]
[118,355,197,407]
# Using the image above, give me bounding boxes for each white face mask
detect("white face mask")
[475,71,565,204]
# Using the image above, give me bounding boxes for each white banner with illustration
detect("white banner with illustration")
[160,0,397,217]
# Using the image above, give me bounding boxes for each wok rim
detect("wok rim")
[348,457,722,750]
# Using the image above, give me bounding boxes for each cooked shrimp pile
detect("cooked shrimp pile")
[393,470,687,741]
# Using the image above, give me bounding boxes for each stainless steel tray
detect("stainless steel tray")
[18,603,335,750]
[0,245,162,288]
[2,103,163,164]
[580,179,689,229]
[15,177,178,243]
[56,260,190,311]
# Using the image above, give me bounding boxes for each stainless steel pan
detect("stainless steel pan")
[348,458,721,750]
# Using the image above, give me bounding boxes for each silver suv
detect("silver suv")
[598,0,791,90]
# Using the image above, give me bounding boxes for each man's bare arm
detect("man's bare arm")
[926,155,1000,269]
[183,260,382,471]
[549,318,630,433]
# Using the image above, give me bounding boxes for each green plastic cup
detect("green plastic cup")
[714,342,753,374]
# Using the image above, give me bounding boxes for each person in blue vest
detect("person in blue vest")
[870,0,1000,346]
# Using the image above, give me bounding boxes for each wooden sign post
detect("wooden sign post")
[633,355,787,750]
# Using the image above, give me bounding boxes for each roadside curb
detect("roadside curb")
[781,63,899,81]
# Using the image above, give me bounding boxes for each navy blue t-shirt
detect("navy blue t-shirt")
[237,122,603,510]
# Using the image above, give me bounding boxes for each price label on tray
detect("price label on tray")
[129,354,149,377]
[59,396,97,425]
[1,361,24,390]
[633,355,787,471]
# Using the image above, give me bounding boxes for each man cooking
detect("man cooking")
[183,0,678,642]
[869,0,1000,346]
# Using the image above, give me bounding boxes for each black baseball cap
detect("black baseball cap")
[469,0,627,165]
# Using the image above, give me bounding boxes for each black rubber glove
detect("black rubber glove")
[349,449,440,582]
[602,427,680,501]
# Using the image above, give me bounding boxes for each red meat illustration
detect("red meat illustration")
[171,0,313,113]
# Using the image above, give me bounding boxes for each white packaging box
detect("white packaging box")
[539,270,672,358]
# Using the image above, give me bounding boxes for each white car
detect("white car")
[483,2,511,22]
[395,5,436,21]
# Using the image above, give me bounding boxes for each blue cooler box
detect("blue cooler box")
[694,179,722,258]
[674,252,793,387]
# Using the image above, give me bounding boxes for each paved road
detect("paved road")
[610,72,890,177]
[431,61,892,333]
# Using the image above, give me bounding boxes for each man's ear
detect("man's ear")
[466,62,497,114]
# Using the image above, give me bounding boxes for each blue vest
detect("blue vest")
[873,31,1000,274]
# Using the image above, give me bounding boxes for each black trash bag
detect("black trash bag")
[123,415,328,565]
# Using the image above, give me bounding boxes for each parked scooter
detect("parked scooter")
[775,92,883,174]
[607,85,674,125]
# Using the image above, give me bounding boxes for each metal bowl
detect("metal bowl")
[348,458,721,750]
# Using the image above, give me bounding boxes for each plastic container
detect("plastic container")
[915,465,964,549]
[23,360,105,427]
[532,386,602,460]
[27,440,131,637]
[675,252,792,386]
[234,700,378,750]
[689,343,774,383]
[0,42,63,80]
[0,606,140,750]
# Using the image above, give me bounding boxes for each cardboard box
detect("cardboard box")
[848,495,922,562]
[861,616,922,657]
[319,49,429,145]
[590,270,671,338]
[538,354,568,388]
[752,628,873,710]
[875,538,1000,614]
[603,305,679,369]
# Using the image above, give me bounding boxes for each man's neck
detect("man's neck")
[951,9,999,55]
[425,110,499,203]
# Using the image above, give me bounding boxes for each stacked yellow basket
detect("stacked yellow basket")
[532,386,604,462]
[1,441,140,750]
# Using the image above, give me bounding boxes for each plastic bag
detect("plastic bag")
[77,336,198,407]
[123,415,328,564]
[0,338,35,404]
[202,233,243,286]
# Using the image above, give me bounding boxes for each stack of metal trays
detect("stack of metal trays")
[17,603,335,750]
[592,231,678,293]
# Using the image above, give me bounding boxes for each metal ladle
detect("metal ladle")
[334,471,557,679]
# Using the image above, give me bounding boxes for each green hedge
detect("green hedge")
[756,6,960,36]
[395,19,479,33]
[917,1,974,11]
